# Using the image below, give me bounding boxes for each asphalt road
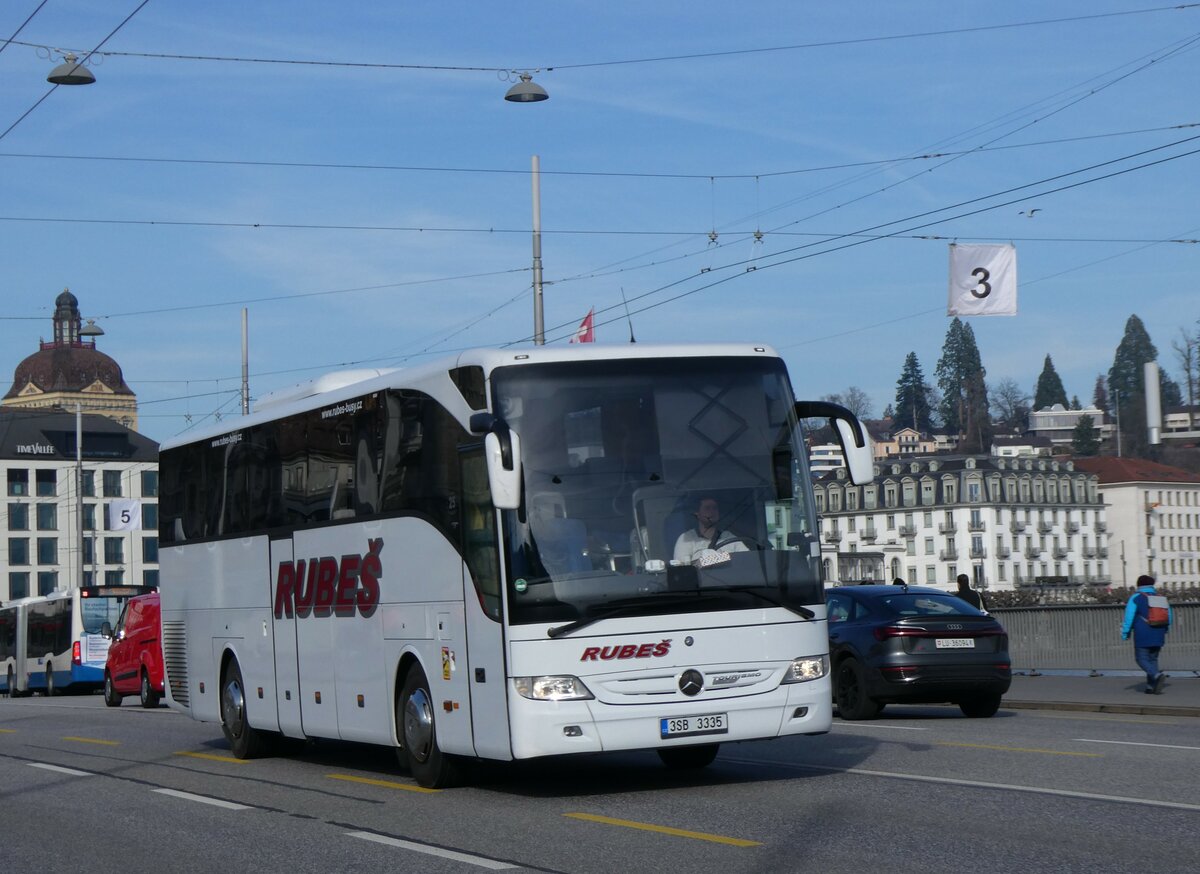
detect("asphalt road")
[2,692,1199,873]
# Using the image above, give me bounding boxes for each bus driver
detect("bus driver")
[673,496,749,565]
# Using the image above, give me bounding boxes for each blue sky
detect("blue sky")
[2,2,1198,443]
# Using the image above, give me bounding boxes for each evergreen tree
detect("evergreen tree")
[935,318,991,451]
[1033,355,1069,410]
[1092,375,1110,415]
[1108,314,1158,458]
[882,403,895,420]
[1070,395,1081,410]
[1071,414,1101,456]
[892,352,934,432]
[1162,373,1183,409]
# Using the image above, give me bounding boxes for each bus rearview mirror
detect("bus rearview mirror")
[485,430,522,510]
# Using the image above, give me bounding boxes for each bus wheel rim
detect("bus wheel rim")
[403,688,434,763]
[222,678,246,738]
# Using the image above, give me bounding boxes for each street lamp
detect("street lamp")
[47,52,96,86]
[504,72,548,103]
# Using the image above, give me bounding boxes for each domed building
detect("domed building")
[2,289,137,430]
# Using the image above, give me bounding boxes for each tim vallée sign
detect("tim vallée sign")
[15,442,57,456]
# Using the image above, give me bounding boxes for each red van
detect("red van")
[102,592,164,708]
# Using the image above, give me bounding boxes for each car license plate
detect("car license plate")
[660,713,728,739]
[935,638,975,649]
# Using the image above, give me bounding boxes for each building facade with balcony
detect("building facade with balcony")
[1072,457,1200,592]
[813,455,1109,592]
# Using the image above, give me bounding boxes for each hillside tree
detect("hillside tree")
[892,352,935,433]
[1033,355,1069,410]
[936,318,992,452]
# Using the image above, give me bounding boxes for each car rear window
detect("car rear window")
[875,594,981,617]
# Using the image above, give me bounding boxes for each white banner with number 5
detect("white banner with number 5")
[107,499,142,531]
[948,243,1017,316]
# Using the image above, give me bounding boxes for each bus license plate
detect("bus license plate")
[660,713,728,739]
[935,638,975,649]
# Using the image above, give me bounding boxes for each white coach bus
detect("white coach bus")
[158,344,871,787]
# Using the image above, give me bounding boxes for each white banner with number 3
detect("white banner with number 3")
[948,243,1017,316]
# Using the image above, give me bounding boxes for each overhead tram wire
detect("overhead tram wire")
[542,31,1200,299]
[530,136,1200,346]
[0,1,51,57]
[10,4,1198,75]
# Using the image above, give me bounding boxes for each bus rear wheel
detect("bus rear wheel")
[140,671,161,709]
[397,665,462,789]
[220,659,266,758]
[44,664,55,697]
[103,672,122,707]
[5,666,16,698]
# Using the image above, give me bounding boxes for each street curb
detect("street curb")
[1003,699,1200,718]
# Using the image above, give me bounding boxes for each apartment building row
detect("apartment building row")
[813,455,1110,591]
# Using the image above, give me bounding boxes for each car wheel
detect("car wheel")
[397,664,463,788]
[835,658,881,720]
[657,743,720,770]
[139,670,161,709]
[220,658,266,758]
[958,693,1002,718]
[103,672,122,707]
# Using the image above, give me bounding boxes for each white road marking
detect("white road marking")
[725,757,1200,812]
[347,831,519,869]
[1075,738,1200,752]
[834,723,928,731]
[28,763,91,776]
[153,788,251,810]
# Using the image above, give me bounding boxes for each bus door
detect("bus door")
[269,537,304,737]
[459,447,513,760]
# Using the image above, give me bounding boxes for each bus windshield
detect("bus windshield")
[492,356,823,627]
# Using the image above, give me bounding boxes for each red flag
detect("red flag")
[569,308,595,343]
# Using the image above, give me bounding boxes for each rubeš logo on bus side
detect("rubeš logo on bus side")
[274,538,383,619]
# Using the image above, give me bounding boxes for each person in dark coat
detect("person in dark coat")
[954,573,984,611]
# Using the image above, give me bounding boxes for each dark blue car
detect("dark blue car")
[826,585,1011,719]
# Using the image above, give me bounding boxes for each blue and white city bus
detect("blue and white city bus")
[158,344,872,787]
[0,586,154,696]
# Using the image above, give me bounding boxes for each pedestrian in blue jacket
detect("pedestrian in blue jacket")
[1121,574,1172,694]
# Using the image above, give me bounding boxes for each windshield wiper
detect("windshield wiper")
[693,586,815,620]
[547,593,721,638]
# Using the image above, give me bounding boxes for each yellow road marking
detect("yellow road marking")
[327,774,440,794]
[564,813,760,847]
[936,741,1102,757]
[0,728,17,734]
[63,736,119,746]
[174,751,247,764]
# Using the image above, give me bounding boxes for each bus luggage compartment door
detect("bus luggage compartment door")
[270,538,304,737]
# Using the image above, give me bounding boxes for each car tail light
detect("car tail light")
[72,640,81,665]
[873,625,929,641]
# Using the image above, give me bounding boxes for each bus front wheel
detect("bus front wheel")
[397,665,462,789]
[220,659,266,758]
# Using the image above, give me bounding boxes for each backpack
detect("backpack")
[1145,594,1170,628]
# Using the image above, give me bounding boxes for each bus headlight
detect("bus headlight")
[513,675,595,701]
[781,655,828,684]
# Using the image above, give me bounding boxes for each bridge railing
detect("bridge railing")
[991,603,1200,672]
